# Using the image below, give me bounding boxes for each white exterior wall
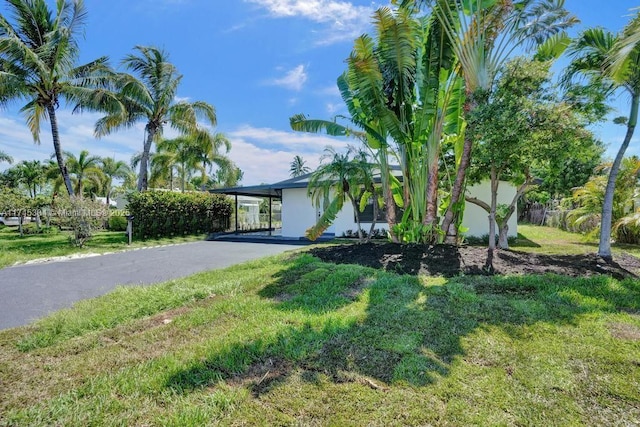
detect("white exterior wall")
[463,181,518,237]
[333,202,389,237]
[281,188,318,238]
[281,180,517,239]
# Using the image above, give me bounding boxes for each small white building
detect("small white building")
[213,174,517,239]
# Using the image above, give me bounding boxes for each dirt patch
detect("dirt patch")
[228,357,292,397]
[309,243,640,279]
[608,322,640,341]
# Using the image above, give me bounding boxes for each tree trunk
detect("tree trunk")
[441,135,473,244]
[424,156,439,228]
[488,167,498,251]
[137,125,156,191]
[348,193,364,243]
[498,221,509,249]
[367,187,379,243]
[441,95,478,244]
[47,104,74,197]
[598,94,639,260]
[378,149,399,243]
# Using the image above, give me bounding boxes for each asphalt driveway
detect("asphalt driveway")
[0,241,300,330]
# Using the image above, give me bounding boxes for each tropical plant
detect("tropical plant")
[290,155,311,177]
[0,0,114,196]
[306,147,372,242]
[398,0,577,243]
[0,150,12,164]
[16,159,46,198]
[100,157,131,205]
[64,150,103,197]
[293,5,463,244]
[190,130,236,189]
[153,136,201,193]
[95,46,217,191]
[564,11,640,259]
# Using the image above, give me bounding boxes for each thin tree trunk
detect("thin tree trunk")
[424,156,439,228]
[378,149,399,243]
[488,167,498,251]
[367,187,379,243]
[598,94,639,260]
[441,134,473,244]
[441,96,477,244]
[47,105,74,197]
[348,193,364,243]
[137,126,156,191]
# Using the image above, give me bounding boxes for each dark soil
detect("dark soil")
[309,243,640,280]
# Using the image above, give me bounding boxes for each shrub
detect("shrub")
[108,214,128,232]
[51,196,109,247]
[127,191,232,239]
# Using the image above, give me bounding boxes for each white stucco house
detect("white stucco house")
[212,173,517,240]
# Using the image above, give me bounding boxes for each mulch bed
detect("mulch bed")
[309,243,640,280]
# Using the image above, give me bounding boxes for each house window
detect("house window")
[358,197,387,222]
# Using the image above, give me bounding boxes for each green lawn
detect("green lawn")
[514,224,640,258]
[0,227,208,269]
[1,225,639,425]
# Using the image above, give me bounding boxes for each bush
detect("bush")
[108,214,128,232]
[51,196,109,247]
[127,191,232,239]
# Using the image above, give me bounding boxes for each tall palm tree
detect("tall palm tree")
[565,13,640,259]
[0,150,12,164]
[95,46,217,191]
[100,157,131,205]
[0,0,114,196]
[64,150,103,197]
[290,155,311,177]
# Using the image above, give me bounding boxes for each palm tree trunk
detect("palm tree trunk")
[441,134,473,243]
[424,156,439,228]
[598,93,639,259]
[137,126,156,191]
[47,105,74,197]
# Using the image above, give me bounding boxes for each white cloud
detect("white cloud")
[269,65,308,92]
[227,124,349,184]
[246,0,374,45]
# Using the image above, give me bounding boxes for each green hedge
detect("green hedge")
[127,191,231,239]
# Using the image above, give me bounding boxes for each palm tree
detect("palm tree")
[564,12,640,259]
[100,157,131,205]
[0,0,114,196]
[290,155,311,177]
[293,6,462,244]
[154,136,201,192]
[16,160,45,197]
[95,46,217,191]
[64,150,103,197]
[0,150,12,164]
[307,146,370,241]
[191,130,235,188]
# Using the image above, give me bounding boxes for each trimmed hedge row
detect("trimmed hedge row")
[127,191,232,239]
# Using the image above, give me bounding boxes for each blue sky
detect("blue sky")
[0,0,639,185]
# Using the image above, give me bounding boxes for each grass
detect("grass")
[514,224,640,257]
[0,226,208,269]
[1,226,639,425]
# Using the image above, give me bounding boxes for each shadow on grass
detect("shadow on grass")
[165,254,640,394]
[512,232,542,248]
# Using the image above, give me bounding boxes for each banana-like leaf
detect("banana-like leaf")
[305,195,344,241]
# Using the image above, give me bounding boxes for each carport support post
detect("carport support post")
[234,194,239,234]
[268,196,272,236]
